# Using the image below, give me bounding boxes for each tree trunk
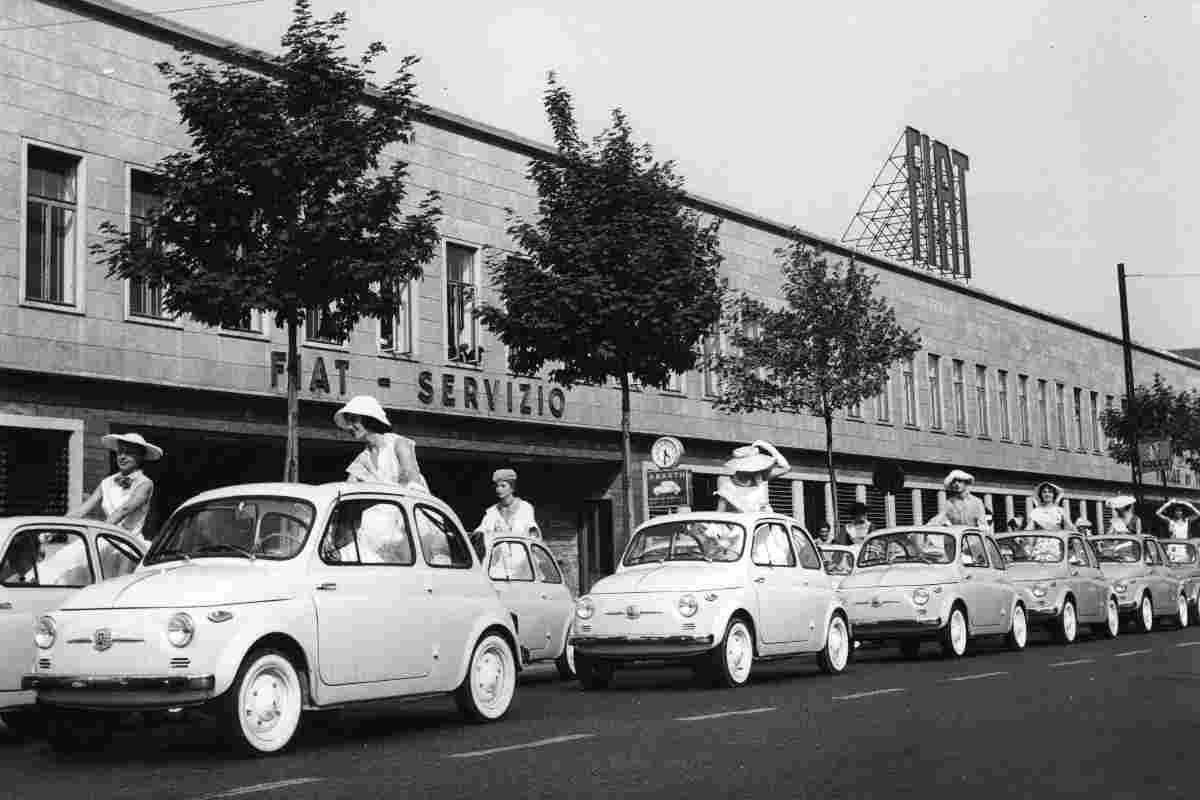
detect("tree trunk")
[284,319,300,482]
[824,407,839,535]
[619,372,635,551]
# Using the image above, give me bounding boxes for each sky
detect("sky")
[120,0,1199,352]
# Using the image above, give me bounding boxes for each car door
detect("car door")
[93,531,143,582]
[984,535,1018,628]
[791,525,833,644]
[1141,539,1173,611]
[749,522,808,645]
[311,498,433,685]
[959,533,999,631]
[530,542,573,658]
[0,526,96,696]
[488,541,548,657]
[1065,536,1100,620]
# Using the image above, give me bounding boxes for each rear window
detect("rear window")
[1093,538,1141,564]
[996,536,1064,564]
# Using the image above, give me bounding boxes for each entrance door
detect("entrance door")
[578,499,613,595]
[312,499,432,685]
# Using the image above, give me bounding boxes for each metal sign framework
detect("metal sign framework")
[842,127,972,281]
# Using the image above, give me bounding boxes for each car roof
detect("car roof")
[0,516,132,536]
[634,510,798,529]
[864,525,981,537]
[996,530,1072,541]
[177,482,462,519]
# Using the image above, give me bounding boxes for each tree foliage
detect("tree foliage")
[1101,374,1200,473]
[477,76,726,390]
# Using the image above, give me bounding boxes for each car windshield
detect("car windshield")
[1164,542,1197,565]
[821,549,854,576]
[1093,538,1141,564]
[996,536,1064,564]
[147,497,317,564]
[623,520,746,566]
[858,532,956,567]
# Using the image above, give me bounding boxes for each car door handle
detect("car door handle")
[0,601,11,610]
[425,586,433,594]
[316,582,337,591]
[963,574,973,580]
[540,593,550,600]
[754,577,766,584]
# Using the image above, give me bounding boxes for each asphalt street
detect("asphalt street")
[2,624,1198,800]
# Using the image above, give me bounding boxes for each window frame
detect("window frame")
[303,303,349,350]
[974,364,990,438]
[997,369,1011,441]
[122,165,178,327]
[0,527,95,588]
[1017,374,1032,444]
[413,503,474,570]
[790,525,823,570]
[379,277,418,358]
[751,522,797,568]
[701,327,726,398]
[960,533,989,568]
[96,533,142,579]
[488,540,536,582]
[1090,391,1101,454]
[1037,379,1051,447]
[951,358,967,434]
[1066,536,1089,568]
[1055,382,1068,449]
[876,369,893,424]
[530,543,564,584]
[21,140,88,313]
[983,536,1006,571]
[902,356,919,427]
[927,354,944,430]
[1072,387,1085,452]
[318,499,417,567]
[444,240,481,366]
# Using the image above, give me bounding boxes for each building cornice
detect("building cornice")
[41,0,1200,375]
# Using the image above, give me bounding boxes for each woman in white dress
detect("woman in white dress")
[334,396,428,491]
[1156,500,1198,540]
[1027,481,1075,532]
[715,441,790,513]
[1106,495,1143,536]
[473,468,540,556]
[70,432,162,542]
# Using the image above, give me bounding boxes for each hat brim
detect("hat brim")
[943,471,974,488]
[1160,500,1200,519]
[101,434,163,462]
[334,409,392,431]
[725,453,776,473]
[1033,482,1064,501]
[1107,496,1136,510]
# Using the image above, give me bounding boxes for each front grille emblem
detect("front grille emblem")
[93,628,113,652]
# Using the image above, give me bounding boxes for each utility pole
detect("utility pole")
[1117,262,1143,505]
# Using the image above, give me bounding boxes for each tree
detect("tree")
[1101,374,1200,478]
[477,76,726,537]
[94,0,442,481]
[713,243,921,530]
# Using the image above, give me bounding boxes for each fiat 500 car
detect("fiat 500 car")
[995,532,1119,643]
[570,512,850,690]
[838,526,1027,659]
[1161,539,1200,622]
[819,545,857,589]
[1091,535,1187,633]
[0,518,143,736]
[24,483,521,755]
[487,536,575,679]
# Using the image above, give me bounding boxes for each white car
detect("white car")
[24,483,521,755]
[0,517,144,736]
[838,526,1028,659]
[486,536,575,678]
[570,511,851,689]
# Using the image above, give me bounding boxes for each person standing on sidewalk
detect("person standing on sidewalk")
[70,432,162,542]
[473,468,541,557]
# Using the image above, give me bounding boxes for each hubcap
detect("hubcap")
[240,662,295,745]
[1180,597,1189,626]
[950,611,967,654]
[828,618,848,670]
[727,623,752,682]
[473,645,506,709]
[1063,603,1076,641]
[1013,607,1027,647]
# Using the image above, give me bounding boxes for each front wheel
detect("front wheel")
[706,617,755,688]
[816,614,850,675]
[941,606,969,658]
[1134,593,1154,634]
[222,649,305,755]
[1092,597,1120,639]
[1176,595,1189,629]
[455,633,517,722]
[1005,604,1028,651]
[1054,598,1078,644]
[554,644,576,681]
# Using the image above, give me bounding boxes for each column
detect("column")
[824,483,834,526]
[912,488,923,525]
[792,479,805,525]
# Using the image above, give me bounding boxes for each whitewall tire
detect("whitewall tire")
[708,617,754,688]
[1177,595,1189,629]
[817,614,850,675]
[941,606,969,658]
[223,649,304,756]
[1055,599,1077,644]
[1135,594,1154,634]
[1006,604,1028,651]
[455,633,517,722]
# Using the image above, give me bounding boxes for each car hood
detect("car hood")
[62,561,297,609]
[839,564,957,590]
[1005,563,1067,583]
[591,563,741,594]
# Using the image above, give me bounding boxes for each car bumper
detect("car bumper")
[570,635,716,660]
[22,674,216,711]
[1025,607,1062,625]
[853,618,944,640]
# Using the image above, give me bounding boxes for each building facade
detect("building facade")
[3,0,1199,591]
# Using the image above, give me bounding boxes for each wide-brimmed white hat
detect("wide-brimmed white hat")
[943,469,974,488]
[725,445,775,474]
[101,432,163,462]
[334,396,391,431]
[1033,481,1065,503]
[1107,495,1136,511]
[1159,499,1200,519]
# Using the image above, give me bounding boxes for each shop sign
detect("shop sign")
[648,469,691,506]
[417,370,566,419]
[270,352,350,395]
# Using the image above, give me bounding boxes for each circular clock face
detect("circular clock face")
[651,437,683,469]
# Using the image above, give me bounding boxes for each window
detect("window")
[379,279,416,356]
[951,360,967,433]
[1067,537,1090,567]
[488,541,534,581]
[997,370,1011,441]
[790,527,823,570]
[1103,395,1115,450]
[664,372,685,394]
[305,305,346,346]
[1144,539,1164,566]
[876,370,892,423]
[127,169,168,319]
[975,365,989,437]
[530,544,564,584]
[446,243,480,364]
[751,523,796,567]
[414,504,472,568]
[701,328,725,397]
[847,401,863,420]
[223,309,264,335]
[902,356,918,426]
[320,500,414,565]
[1073,388,1085,450]
[25,145,82,305]
[97,535,140,579]
[1037,379,1050,446]
[1090,391,1101,452]
[0,529,93,587]
[984,537,1006,571]
[1055,382,1068,448]
[1017,375,1031,443]
[961,533,989,567]
[927,354,944,429]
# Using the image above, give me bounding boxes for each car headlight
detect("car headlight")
[576,597,595,620]
[1114,581,1128,593]
[34,616,56,650]
[1031,585,1047,598]
[678,594,699,617]
[912,588,930,606]
[166,612,195,648]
